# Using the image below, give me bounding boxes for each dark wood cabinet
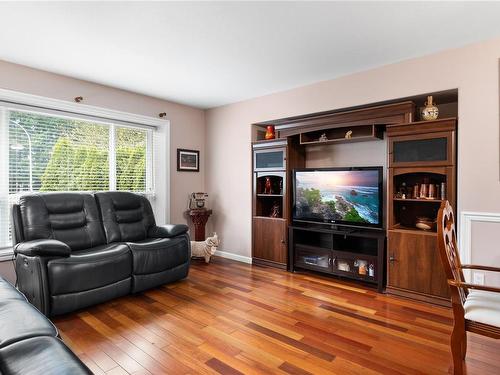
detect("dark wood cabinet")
[387,118,456,168]
[386,118,456,306]
[289,226,386,292]
[252,217,287,267]
[252,139,296,268]
[387,231,449,300]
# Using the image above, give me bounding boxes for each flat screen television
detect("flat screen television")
[293,167,383,229]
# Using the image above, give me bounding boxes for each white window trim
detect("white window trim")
[0,88,170,261]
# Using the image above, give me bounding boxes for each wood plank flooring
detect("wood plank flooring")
[53,257,500,374]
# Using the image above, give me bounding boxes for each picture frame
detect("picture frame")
[177,149,200,172]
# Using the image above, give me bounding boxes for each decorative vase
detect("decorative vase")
[421,96,439,121]
[264,125,275,140]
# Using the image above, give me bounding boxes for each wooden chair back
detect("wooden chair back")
[437,201,468,307]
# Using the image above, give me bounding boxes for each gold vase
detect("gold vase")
[421,95,439,121]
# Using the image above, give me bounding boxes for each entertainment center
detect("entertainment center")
[251,92,457,305]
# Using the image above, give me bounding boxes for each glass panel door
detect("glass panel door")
[254,148,285,171]
[389,132,452,167]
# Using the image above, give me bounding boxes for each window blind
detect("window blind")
[0,105,154,250]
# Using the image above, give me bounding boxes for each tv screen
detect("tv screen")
[293,167,383,228]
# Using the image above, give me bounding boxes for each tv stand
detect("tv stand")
[288,225,385,292]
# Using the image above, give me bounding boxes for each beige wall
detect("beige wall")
[0,60,205,225]
[205,37,500,285]
[0,60,205,278]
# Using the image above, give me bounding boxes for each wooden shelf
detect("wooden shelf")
[331,268,377,284]
[290,226,385,292]
[300,135,380,146]
[256,194,284,198]
[299,124,383,146]
[253,215,286,221]
[393,198,444,203]
[390,224,437,236]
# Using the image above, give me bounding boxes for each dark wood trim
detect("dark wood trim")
[252,257,287,269]
[272,101,415,137]
[268,101,415,128]
[385,286,451,307]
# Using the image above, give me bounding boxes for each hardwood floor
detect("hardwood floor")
[53,257,500,374]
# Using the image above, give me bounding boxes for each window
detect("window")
[0,106,155,250]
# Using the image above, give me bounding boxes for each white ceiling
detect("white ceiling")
[1,2,500,109]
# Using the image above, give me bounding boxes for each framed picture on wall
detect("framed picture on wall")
[177,149,200,172]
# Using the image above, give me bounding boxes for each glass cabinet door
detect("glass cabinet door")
[389,132,453,167]
[254,147,286,171]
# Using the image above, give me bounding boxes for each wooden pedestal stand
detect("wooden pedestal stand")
[188,209,212,241]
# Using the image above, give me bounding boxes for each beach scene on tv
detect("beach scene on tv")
[294,170,380,225]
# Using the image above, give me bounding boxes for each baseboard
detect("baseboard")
[214,250,252,264]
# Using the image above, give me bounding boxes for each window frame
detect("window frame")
[0,88,169,259]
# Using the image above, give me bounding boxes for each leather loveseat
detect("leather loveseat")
[0,277,91,374]
[12,191,190,317]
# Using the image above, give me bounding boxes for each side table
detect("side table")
[187,209,213,241]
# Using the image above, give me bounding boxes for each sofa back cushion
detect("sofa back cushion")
[95,192,156,243]
[18,193,106,251]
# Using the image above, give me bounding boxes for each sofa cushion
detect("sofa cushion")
[0,300,57,348]
[95,191,156,243]
[0,336,91,375]
[129,235,190,275]
[47,243,132,295]
[18,193,106,251]
[0,279,24,302]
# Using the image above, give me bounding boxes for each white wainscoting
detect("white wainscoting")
[459,210,500,279]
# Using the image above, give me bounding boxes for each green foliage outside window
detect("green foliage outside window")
[9,111,147,193]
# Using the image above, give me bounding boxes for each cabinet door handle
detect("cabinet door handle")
[389,255,396,262]
[281,239,286,244]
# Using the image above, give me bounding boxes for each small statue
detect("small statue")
[191,233,220,263]
[264,177,272,194]
[345,130,353,139]
[270,202,280,218]
[319,133,328,142]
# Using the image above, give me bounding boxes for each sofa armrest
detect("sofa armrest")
[148,224,189,238]
[15,239,71,257]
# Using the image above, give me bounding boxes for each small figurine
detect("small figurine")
[345,130,353,139]
[264,125,275,140]
[368,263,375,277]
[191,233,220,263]
[264,177,272,194]
[319,133,328,142]
[270,202,280,218]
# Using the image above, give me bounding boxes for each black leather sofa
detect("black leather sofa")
[0,277,91,374]
[12,191,190,316]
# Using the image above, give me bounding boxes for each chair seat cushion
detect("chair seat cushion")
[0,279,25,301]
[47,243,132,295]
[128,236,189,275]
[0,336,91,375]
[464,290,500,327]
[0,300,57,348]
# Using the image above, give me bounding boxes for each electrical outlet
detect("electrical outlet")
[473,272,485,285]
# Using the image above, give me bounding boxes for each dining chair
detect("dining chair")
[437,201,500,374]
